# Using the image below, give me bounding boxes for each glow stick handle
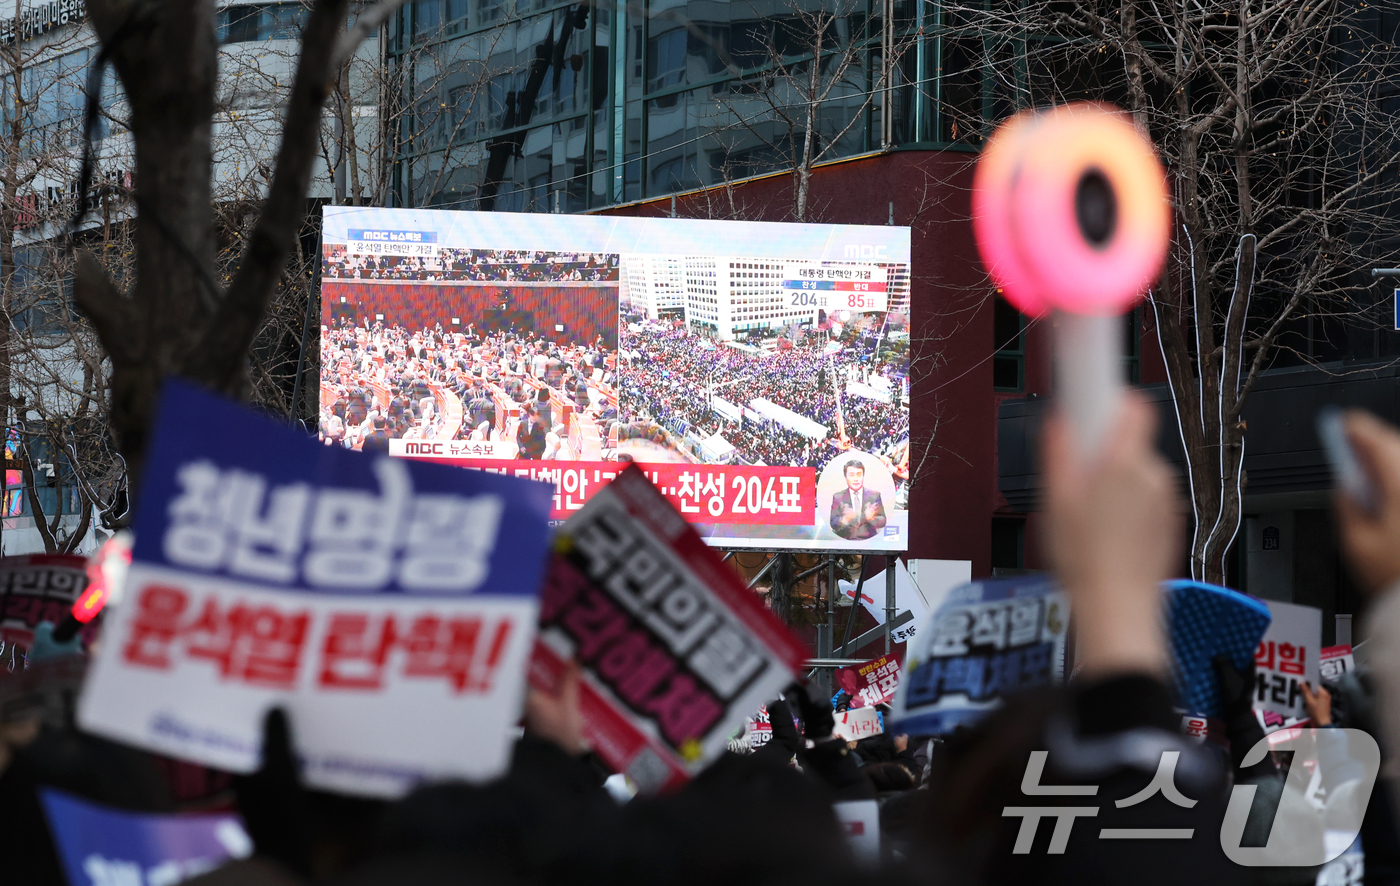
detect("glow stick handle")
[1055,310,1122,455]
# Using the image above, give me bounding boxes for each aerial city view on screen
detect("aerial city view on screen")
[615,255,911,486]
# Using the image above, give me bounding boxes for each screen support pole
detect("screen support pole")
[885,558,896,654]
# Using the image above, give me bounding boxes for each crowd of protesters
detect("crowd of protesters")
[9,393,1400,885]
[319,317,616,457]
[616,317,909,476]
[322,247,620,283]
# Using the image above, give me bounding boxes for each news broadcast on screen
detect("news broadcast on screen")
[318,207,911,552]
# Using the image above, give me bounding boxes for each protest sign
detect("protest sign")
[1253,600,1321,727]
[1320,644,1355,682]
[1182,714,1209,742]
[78,381,554,797]
[40,787,252,886]
[531,465,808,794]
[835,654,900,708]
[0,553,90,656]
[740,701,805,752]
[833,799,881,864]
[744,705,774,750]
[832,706,883,741]
[889,576,1069,737]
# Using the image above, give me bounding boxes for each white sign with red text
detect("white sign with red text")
[1182,714,1209,743]
[77,383,555,798]
[745,705,774,750]
[1320,644,1355,682]
[0,553,89,651]
[833,706,883,742]
[1254,600,1321,728]
[834,800,881,865]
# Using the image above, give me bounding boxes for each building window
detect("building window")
[991,517,1025,571]
[412,0,441,36]
[993,295,1024,392]
[217,3,310,43]
[648,29,687,93]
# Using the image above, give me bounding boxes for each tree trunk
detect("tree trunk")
[20,449,59,554]
[794,29,822,223]
[76,0,362,482]
[76,1,219,479]
[1152,234,1256,585]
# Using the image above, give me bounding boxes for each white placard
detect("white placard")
[1255,600,1322,726]
[77,382,554,798]
[832,706,884,742]
[1320,645,1355,682]
[833,800,881,865]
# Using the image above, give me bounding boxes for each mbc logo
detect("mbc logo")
[403,442,444,455]
[842,244,889,260]
[1006,728,1380,867]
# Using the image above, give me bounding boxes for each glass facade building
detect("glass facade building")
[387,0,995,212]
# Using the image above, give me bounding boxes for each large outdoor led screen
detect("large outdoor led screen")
[319,207,911,552]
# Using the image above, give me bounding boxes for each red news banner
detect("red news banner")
[400,451,816,525]
[530,465,809,794]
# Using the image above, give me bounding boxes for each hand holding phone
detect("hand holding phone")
[1319,406,1378,516]
[1328,410,1400,594]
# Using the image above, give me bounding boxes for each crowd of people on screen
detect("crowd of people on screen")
[319,312,910,473]
[319,318,618,457]
[615,316,910,479]
[322,248,620,283]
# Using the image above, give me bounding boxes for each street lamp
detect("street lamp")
[1375,269,1400,332]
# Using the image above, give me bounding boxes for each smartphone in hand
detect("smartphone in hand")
[1318,406,1378,515]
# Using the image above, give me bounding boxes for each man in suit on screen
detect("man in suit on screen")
[829,458,887,541]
